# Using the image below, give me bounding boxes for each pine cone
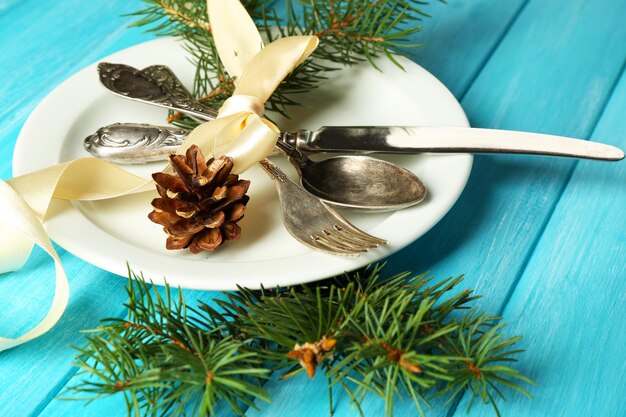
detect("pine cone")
[148,145,250,254]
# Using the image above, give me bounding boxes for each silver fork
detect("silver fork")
[258,159,386,256]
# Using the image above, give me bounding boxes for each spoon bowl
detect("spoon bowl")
[275,140,426,211]
[299,155,427,210]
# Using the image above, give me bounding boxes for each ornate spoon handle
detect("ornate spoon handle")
[98,63,218,120]
[84,122,186,163]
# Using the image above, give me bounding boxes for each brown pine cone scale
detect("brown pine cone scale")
[148,145,250,254]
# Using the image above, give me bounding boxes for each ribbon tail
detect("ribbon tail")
[0,180,69,352]
[8,158,152,220]
[0,158,153,351]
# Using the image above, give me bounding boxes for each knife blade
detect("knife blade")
[281,126,624,161]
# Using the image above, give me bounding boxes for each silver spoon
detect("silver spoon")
[85,122,427,210]
[96,62,428,210]
[273,139,425,210]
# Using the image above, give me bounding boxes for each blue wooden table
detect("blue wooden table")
[1,1,625,416]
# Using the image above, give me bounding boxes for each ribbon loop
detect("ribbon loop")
[207,0,263,79]
[180,0,319,173]
[0,180,69,350]
[233,36,319,101]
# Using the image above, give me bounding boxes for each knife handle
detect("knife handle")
[411,127,624,161]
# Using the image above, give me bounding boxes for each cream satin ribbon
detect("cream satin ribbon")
[0,163,149,350]
[182,0,318,173]
[0,0,317,351]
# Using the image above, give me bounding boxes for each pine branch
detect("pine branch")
[63,265,533,417]
[129,0,270,35]
[62,272,271,417]
[128,0,436,127]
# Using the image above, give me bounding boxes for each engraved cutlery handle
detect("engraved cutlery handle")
[84,122,186,163]
[98,63,218,120]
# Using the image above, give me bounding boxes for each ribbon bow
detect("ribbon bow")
[0,0,318,351]
[182,0,318,173]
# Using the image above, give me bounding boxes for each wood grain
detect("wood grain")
[0,0,624,416]
[247,0,626,415]
[455,64,626,417]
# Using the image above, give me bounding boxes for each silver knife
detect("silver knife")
[85,123,624,163]
[281,126,624,161]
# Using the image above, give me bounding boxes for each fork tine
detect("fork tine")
[311,235,367,256]
[320,202,388,245]
[324,228,377,250]
[334,224,387,246]
[321,230,371,251]
[259,158,387,257]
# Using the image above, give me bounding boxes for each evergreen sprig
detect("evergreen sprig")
[127,0,434,128]
[63,265,533,417]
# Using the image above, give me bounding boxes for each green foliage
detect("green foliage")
[127,0,435,127]
[64,272,270,416]
[63,265,533,417]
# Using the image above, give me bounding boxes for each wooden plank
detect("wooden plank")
[387,0,626,304]
[0,0,149,162]
[454,65,626,417]
[0,1,161,416]
[1,1,622,417]
[246,0,626,415]
[409,0,528,97]
[0,0,35,19]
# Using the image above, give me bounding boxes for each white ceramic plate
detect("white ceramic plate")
[13,38,472,290]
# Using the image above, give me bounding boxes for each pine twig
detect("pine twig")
[128,0,436,126]
[63,265,533,417]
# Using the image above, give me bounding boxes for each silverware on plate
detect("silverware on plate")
[284,125,624,161]
[96,63,388,254]
[84,122,185,163]
[95,62,429,211]
[258,159,386,256]
[85,123,427,211]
